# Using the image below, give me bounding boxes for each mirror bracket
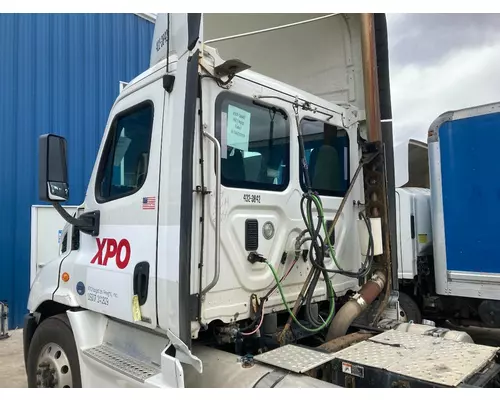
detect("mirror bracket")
[52,202,100,237]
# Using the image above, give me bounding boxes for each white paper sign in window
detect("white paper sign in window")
[221,112,228,159]
[226,104,251,152]
[113,135,132,167]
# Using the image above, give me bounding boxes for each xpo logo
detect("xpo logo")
[91,238,131,269]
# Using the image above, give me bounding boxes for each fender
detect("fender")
[28,257,62,312]
[28,255,79,312]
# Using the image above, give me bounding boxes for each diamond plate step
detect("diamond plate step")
[254,344,336,373]
[332,330,499,387]
[83,344,160,382]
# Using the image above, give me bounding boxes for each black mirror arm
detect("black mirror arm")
[52,202,100,237]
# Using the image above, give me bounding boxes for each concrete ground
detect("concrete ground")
[0,329,27,388]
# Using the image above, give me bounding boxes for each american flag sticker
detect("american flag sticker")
[142,196,156,210]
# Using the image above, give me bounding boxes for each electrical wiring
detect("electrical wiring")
[238,258,297,335]
[293,134,375,331]
[249,196,374,335]
[241,309,265,336]
[289,101,373,330]
[265,259,335,333]
[307,193,375,279]
[238,301,265,333]
[267,258,297,298]
[261,256,293,293]
[283,259,296,280]
[297,192,331,328]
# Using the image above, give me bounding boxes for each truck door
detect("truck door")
[63,77,165,329]
[199,75,361,322]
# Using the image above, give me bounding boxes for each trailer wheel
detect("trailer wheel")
[398,292,422,323]
[26,314,82,388]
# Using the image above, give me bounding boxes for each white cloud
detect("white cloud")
[390,42,500,146]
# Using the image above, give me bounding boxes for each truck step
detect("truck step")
[254,344,336,373]
[331,329,499,387]
[83,344,160,383]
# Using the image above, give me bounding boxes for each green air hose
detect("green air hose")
[253,177,373,335]
[310,193,343,271]
[309,193,374,279]
[265,260,336,333]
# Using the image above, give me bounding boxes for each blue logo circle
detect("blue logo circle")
[76,281,85,296]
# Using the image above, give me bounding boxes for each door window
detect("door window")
[215,93,290,191]
[300,118,350,197]
[96,102,154,202]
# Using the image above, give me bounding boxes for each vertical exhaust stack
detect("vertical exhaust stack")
[360,13,382,143]
[326,13,395,339]
[326,271,386,340]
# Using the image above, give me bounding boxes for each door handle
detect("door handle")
[201,130,221,296]
[133,262,150,306]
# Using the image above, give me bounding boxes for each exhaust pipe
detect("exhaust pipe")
[325,271,386,341]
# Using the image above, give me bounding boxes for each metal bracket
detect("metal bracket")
[387,290,399,307]
[423,327,450,338]
[189,294,200,321]
[193,185,211,195]
[166,329,203,374]
[361,141,395,326]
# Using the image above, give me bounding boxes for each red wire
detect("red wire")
[241,308,265,336]
[283,259,297,279]
[241,259,298,337]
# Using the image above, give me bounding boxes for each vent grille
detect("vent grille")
[245,219,259,251]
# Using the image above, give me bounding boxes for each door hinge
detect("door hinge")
[189,294,200,321]
[193,186,211,195]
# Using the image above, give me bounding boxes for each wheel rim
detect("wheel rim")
[36,343,73,388]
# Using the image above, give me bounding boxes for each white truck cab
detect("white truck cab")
[23,13,377,388]
[23,13,500,389]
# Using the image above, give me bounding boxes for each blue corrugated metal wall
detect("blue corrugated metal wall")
[0,13,154,328]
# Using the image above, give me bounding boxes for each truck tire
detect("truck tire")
[398,292,422,323]
[26,314,82,388]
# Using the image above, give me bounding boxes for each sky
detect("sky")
[386,13,500,146]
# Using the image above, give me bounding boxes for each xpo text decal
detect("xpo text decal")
[91,238,131,269]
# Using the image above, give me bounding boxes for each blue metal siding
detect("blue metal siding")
[0,13,154,328]
[439,111,500,274]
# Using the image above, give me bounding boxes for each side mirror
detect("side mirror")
[39,134,69,202]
